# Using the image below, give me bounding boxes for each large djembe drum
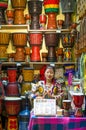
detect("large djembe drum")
[28,31,43,62]
[45,32,59,62]
[44,0,59,29]
[27,0,43,29]
[4,97,21,130]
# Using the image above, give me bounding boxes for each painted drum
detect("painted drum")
[7,116,18,130]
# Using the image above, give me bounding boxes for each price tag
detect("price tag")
[50,63,55,67]
[56,29,61,33]
[16,62,21,66]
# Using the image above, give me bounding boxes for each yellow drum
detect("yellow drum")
[0,33,10,45]
[22,67,34,82]
[0,45,8,61]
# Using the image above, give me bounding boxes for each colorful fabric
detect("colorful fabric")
[44,0,59,13]
[44,0,59,5]
[28,112,86,130]
[45,8,59,13]
[0,2,8,8]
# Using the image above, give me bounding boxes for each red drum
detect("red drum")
[6,82,19,97]
[39,14,47,24]
[4,97,21,115]
[73,93,84,117]
[31,46,41,61]
[6,9,14,18]
[73,93,84,108]
[47,13,57,29]
[7,68,17,83]
[29,32,43,46]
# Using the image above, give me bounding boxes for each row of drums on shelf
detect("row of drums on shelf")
[0,31,75,62]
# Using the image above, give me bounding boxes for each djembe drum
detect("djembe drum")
[73,93,84,117]
[4,97,21,130]
[63,99,71,116]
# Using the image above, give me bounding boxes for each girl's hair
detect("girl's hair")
[45,65,55,73]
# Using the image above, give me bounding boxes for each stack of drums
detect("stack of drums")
[27,0,43,62]
[4,67,21,130]
[10,0,27,59]
[44,0,60,62]
[21,67,34,96]
[0,32,10,61]
[61,32,75,62]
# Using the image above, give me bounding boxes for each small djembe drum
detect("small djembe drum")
[73,93,84,117]
[63,99,71,116]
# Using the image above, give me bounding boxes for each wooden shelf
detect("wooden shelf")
[0,25,71,33]
[1,61,76,65]
[0,61,76,69]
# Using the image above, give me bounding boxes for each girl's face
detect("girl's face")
[44,68,54,81]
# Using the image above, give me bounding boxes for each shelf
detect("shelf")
[0,25,28,33]
[0,25,71,33]
[1,61,76,66]
[0,61,76,69]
